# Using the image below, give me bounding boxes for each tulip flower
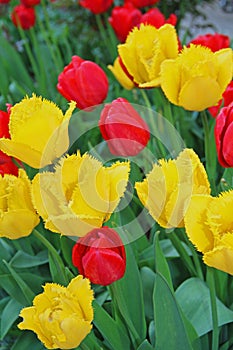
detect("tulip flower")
[0,0,11,3]
[161,45,233,111]
[0,169,39,239]
[11,4,36,30]
[72,227,126,285]
[79,0,113,14]
[188,33,230,53]
[18,275,94,349]
[208,80,233,117]
[135,148,210,228]
[215,102,233,167]
[140,8,177,28]
[109,3,142,43]
[57,56,109,109]
[184,191,233,275]
[0,94,75,169]
[99,97,150,156]
[32,152,130,237]
[21,0,40,6]
[125,0,159,8]
[108,56,135,90]
[117,24,179,88]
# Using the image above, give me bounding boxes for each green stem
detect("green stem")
[201,110,216,192]
[207,267,219,350]
[32,229,68,285]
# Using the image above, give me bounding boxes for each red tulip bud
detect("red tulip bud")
[57,56,109,110]
[11,4,36,30]
[99,97,150,156]
[72,227,126,286]
[79,0,113,14]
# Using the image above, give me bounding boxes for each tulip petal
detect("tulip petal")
[221,121,233,167]
[184,194,214,253]
[160,59,180,105]
[179,76,221,111]
[0,209,39,239]
[158,24,178,58]
[106,161,130,215]
[108,58,135,90]
[204,234,233,275]
[0,138,42,168]
[214,48,233,92]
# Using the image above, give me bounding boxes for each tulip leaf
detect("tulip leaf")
[0,298,22,340]
[137,339,154,350]
[140,267,156,320]
[11,331,45,350]
[110,244,147,344]
[153,274,193,350]
[175,277,233,336]
[93,300,131,350]
[154,233,173,291]
[10,250,48,268]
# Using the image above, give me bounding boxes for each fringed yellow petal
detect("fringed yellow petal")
[206,190,233,236]
[214,48,233,91]
[107,161,130,213]
[184,194,214,253]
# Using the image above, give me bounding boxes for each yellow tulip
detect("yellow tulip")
[108,56,135,90]
[32,152,130,237]
[18,275,94,349]
[0,169,39,239]
[161,44,233,111]
[135,148,210,228]
[117,23,179,88]
[184,191,233,275]
[0,94,76,169]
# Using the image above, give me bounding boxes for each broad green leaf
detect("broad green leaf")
[140,267,156,320]
[0,298,22,340]
[93,300,131,350]
[10,250,48,268]
[110,244,147,343]
[0,239,15,261]
[175,277,233,337]
[11,331,45,350]
[154,234,173,290]
[153,274,193,350]
[137,339,154,350]
[48,251,68,285]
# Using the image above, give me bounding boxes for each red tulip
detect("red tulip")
[99,97,150,156]
[188,33,230,53]
[0,0,10,4]
[72,227,126,286]
[20,0,40,6]
[57,56,109,109]
[0,109,19,175]
[79,0,113,14]
[11,4,36,30]
[124,0,159,8]
[215,102,233,167]
[208,80,233,117]
[109,3,142,43]
[140,8,177,28]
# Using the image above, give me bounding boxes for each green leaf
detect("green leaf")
[10,250,48,268]
[153,274,193,350]
[110,244,147,343]
[93,300,131,350]
[0,298,22,340]
[140,267,156,320]
[175,277,233,337]
[0,239,15,261]
[11,331,45,350]
[155,233,173,290]
[137,339,154,350]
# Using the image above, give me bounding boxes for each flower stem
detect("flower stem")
[96,14,116,61]
[206,267,219,350]
[32,229,68,285]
